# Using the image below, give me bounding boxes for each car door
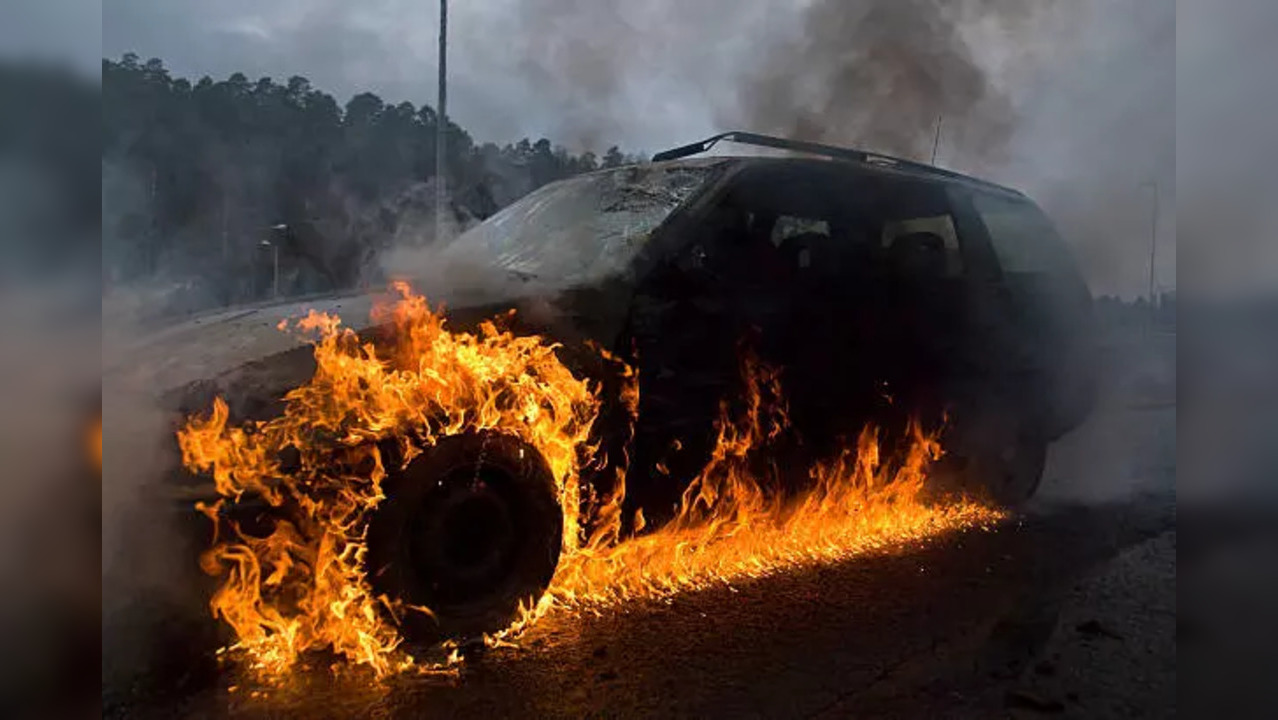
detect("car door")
[838,175,985,437]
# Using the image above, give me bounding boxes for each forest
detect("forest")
[101,54,640,316]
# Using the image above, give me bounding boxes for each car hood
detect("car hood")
[105,273,636,407]
[104,291,381,397]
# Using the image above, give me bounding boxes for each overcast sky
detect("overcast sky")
[94,1,1184,297]
[2,0,99,75]
[101,0,758,153]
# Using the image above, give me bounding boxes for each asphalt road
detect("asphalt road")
[107,334,1176,719]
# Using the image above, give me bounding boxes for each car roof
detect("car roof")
[720,155,1026,200]
[642,131,1026,200]
[573,155,1026,203]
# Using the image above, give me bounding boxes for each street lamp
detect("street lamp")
[930,114,944,165]
[260,225,284,299]
[1141,181,1159,330]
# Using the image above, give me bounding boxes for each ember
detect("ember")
[178,284,1002,679]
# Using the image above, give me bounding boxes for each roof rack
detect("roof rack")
[651,131,1020,195]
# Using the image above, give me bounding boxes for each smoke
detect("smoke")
[1175,6,1278,712]
[103,0,1176,297]
[0,56,99,714]
[101,345,216,703]
[509,1,1080,158]
[1175,0,1278,508]
[504,0,1172,298]
[98,158,256,699]
[726,0,1073,162]
[1179,0,1278,300]
[998,1,1174,301]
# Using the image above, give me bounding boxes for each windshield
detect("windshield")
[440,161,725,285]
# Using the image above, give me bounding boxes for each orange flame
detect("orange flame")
[178,284,1002,679]
[178,282,599,677]
[520,347,1002,624]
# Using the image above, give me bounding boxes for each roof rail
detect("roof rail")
[651,131,1020,195]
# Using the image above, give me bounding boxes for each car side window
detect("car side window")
[880,215,963,278]
[772,216,830,244]
[771,216,829,268]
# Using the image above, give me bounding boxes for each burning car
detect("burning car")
[124,132,1097,674]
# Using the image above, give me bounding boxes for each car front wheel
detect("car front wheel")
[364,430,563,646]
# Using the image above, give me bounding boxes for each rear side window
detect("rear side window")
[771,216,830,245]
[771,216,829,268]
[971,193,1074,275]
[881,214,963,277]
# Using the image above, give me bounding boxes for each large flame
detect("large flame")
[178,282,599,677]
[178,284,1002,679]
[525,349,1002,623]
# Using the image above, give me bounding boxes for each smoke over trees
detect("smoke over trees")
[102,54,641,319]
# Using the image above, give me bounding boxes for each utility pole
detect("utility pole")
[930,114,944,165]
[435,0,448,245]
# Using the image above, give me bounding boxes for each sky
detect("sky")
[1,0,100,76]
[99,0,771,153]
[94,1,1186,297]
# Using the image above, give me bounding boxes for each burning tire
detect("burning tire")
[365,430,563,645]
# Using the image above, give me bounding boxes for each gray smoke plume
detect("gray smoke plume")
[724,0,1059,163]
[509,0,1080,161]
[505,0,1171,298]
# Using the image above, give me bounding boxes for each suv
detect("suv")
[138,132,1098,646]
[428,131,1096,502]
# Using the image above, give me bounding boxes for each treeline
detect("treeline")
[102,54,641,314]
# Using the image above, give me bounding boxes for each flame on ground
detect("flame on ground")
[177,284,1003,680]
[512,350,1003,633]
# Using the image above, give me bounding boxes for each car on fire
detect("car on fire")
[124,131,1098,650]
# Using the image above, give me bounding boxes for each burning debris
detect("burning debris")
[178,284,1001,680]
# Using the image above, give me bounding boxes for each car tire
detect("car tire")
[931,429,1048,509]
[365,430,563,646]
[981,435,1048,507]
